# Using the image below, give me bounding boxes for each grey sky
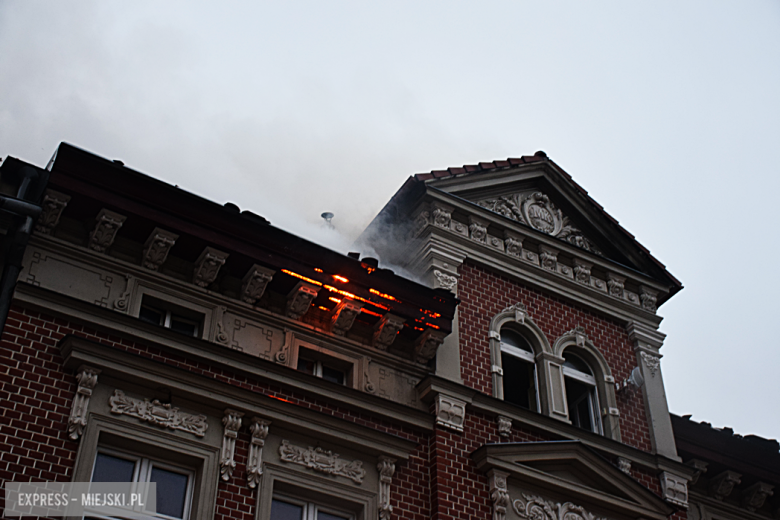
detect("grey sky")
[2,1,778,438]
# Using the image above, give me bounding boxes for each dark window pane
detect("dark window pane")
[318,512,349,520]
[139,306,164,326]
[170,315,198,337]
[565,377,594,432]
[501,353,536,411]
[150,466,188,519]
[92,453,136,483]
[270,499,303,520]
[297,358,316,375]
[321,366,345,385]
[563,352,592,375]
[500,329,532,353]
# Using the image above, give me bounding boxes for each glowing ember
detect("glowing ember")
[329,297,342,303]
[314,268,324,273]
[370,288,400,302]
[281,269,322,286]
[318,306,329,311]
[333,275,349,283]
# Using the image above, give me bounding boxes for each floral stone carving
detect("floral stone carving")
[512,493,610,520]
[220,409,244,482]
[193,247,229,288]
[67,366,100,440]
[433,269,457,291]
[377,456,396,520]
[142,228,178,271]
[88,209,126,253]
[640,351,660,377]
[573,259,592,285]
[279,440,366,484]
[109,389,208,437]
[435,394,467,432]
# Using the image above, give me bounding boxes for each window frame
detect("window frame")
[562,356,602,435]
[126,280,217,341]
[499,332,541,412]
[287,336,359,389]
[271,494,355,520]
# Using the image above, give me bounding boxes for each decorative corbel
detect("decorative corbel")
[35,189,70,234]
[240,264,275,304]
[220,409,244,482]
[468,216,488,244]
[433,270,457,292]
[488,469,510,520]
[88,209,126,253]
[708,470,742,500]
[414,329,447,364]
[617,457,632,475]
[685,459,708,485]
[246,417,271,489]
[193,247,229,288]
[742,482,774,512]
[285,282,320,320]
[435,394,467,432]
[377,456,396,520]
[538,245,558,272]
[496,415,512,438]
[67,366,100,440]
[660,471,689,508]
[372,313,405,350]
[573,258,592,285]
[607,273,626,298]
[502,302,527,324]
[331,299,363,336]
[639,285,658,312]
[503,231,523,258]
[142,228,178,271]
[430,202,452,229]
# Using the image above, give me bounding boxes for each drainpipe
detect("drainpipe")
[0,161,49,336]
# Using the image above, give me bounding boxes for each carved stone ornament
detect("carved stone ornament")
[497,415,512,438]
[246,417,271,489]
[113,274,134,313]
[193,247,229,288]
[640,286,658,312]
[88,208,126,253]
[539,246,558,272]
[660,471,689,508]
[67,366,100,440]
[504,232,523,258]
[640,351,661,377]
[414,329,447,364]
[286,282,320,320]
[109,389,208,437]
[435,394,467,432]
[685,459,708,485]
[708,470,742,500]
[433,269,457,291]
[411,211,430,237]
[431,203,452,229]
[35,189,71,234]
[512,493,609,520]
[617,457,632,475]
[606,273,625,298]
[489,470,510,520]
[220,409,244,482]
[331,299,363,336]
[377,456,396,520]
[478,191,602,255]
[573,259,592,285]
[142,228,178,271]
[279,440,366,484]
[372,313,405,350]
[563,326,588,347]
[241,264,274,304]
[502,302,528,324]
[742,482,774,512]
[469,216,488,244]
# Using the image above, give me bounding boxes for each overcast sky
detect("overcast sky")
[2,1,778,439]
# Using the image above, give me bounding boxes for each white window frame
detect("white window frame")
[88,446,196,520]
[499,334,541,413]
[271,494,354,520]
[139,302,201,338]
[562,364,602,435]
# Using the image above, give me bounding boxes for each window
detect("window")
[139,296,203,338]
[271,496,353,520]
[562,352,601,434]
[295,346,351,386]
[499,329,539,412]
[90,448,195,519]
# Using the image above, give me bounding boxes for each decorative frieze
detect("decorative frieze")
[331,299,363,336]
[88,209,126,253]
[372,313,405,350]
[35,189,70,234]
[708,470,742,500]
[538,245,558,272]
[278,440,366,484]
[573,259,592,285]
[617,457,632,475]
[742,482,774,512]
[377,456,396,520]
[193,247,229,288]
[414,329,447,364]
[469,216,488,244]
[640,286,658,312]
[286,282,320,320]
[488,470,510,520]
[640,351,661,377]
[241,264,275,304]
[247,417,271,489]
[109,389,208,437]
[512,493,609,520]
[220,409,244,482]
[430,202,452,229]
[660,471,689,508]
[67,366,100,440]
[606,273,625,298]
[433,269,457,291]
[496,415,512,438]
[142,228,178,271]
[435,394,467,432]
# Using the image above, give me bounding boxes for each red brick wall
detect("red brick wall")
[457,261,653,452]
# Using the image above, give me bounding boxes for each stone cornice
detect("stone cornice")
[58,334,421,460]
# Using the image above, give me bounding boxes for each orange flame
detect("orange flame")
[281,269,322,286]
[314,268,324,273]
[370,288,400,302]
[318,306,329,311]
[329,297,342,303]
[360,308,383,317]
[333,275,349,283]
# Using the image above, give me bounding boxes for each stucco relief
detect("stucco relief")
[109,389,208,437]
[67,366,100,440]
[279,440,366,484]
[477,191,601,255]
[512,493,610,520]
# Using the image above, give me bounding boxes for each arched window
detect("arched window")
[562,351,601,434]
[499,329,539,412]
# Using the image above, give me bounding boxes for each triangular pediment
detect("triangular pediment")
[472,441,674,520]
